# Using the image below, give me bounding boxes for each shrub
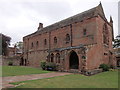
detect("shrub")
[40,61,46,70]
[46,62,57,71]
[99,64,110,71]
[8,61,13,66]
[110,65,113,69]
[110,65,116,69]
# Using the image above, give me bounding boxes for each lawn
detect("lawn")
[11,70,118,88]
[2,66,51,77]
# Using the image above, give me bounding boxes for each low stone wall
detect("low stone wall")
[85,69,103,76]
[2,56,20,66]
[63,68,103,76]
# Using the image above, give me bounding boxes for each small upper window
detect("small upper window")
[66,34,70,44]
[31,42,34,48]
[54,37,57,44]
[103,23,108,31]
[103,23,109,45]
[36,41,39,47]
[83,29,87,35]
[44,39,47,45]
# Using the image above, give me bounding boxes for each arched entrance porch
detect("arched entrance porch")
[69,51,79,69]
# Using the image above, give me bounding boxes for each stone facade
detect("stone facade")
[2,46,23,66]
[23,3,116,72]
[2,56,21,66]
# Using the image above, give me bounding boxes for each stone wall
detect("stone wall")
[2,56,20,66]
[23,4,115,72]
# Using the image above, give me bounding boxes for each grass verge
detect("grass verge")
[2,66,51,77]
[11,70,118,88]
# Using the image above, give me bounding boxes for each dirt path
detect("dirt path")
[1,72,72,88]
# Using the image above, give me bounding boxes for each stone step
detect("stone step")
[69,69,81,74]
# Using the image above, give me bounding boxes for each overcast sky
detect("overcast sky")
[0,0,119,46]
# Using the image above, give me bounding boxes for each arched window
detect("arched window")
[44,39,47,45]
[103,23,109,45]
[83,29,87,35]
[54,37,57,44]
[51,53,54,62]
[56,53,60,63]
[36,41,39,47]
[31,42,34,48]
[103,23,108,31]
[66,34,70,44]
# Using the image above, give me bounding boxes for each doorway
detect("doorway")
[69,51,79,69]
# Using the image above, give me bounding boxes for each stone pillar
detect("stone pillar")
[65,51,69,71]
[78,54,82,71]
[53,53,56,63]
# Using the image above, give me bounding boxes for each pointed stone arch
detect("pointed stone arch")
[69,50,79,69]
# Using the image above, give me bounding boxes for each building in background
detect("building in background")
[8,46,22,57]
[0,33,23,66]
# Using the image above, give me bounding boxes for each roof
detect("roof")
[49,44,84,52]
[24,3,107,38]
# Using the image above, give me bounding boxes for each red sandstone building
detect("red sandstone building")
[23,3,116,73]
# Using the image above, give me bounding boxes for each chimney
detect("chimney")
[38,23,43,31]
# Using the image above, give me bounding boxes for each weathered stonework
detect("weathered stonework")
[23,3,116,73]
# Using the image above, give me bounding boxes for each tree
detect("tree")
[0,33,11,56]
[14,41,23,50]
[113,34,120,48]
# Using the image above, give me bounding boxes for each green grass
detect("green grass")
[11,70,118,88]
[2,66,51,77]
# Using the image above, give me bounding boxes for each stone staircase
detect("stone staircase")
[69,69,81,74]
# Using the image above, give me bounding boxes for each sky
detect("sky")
[0,0,119,46]
[118,1,120,34]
